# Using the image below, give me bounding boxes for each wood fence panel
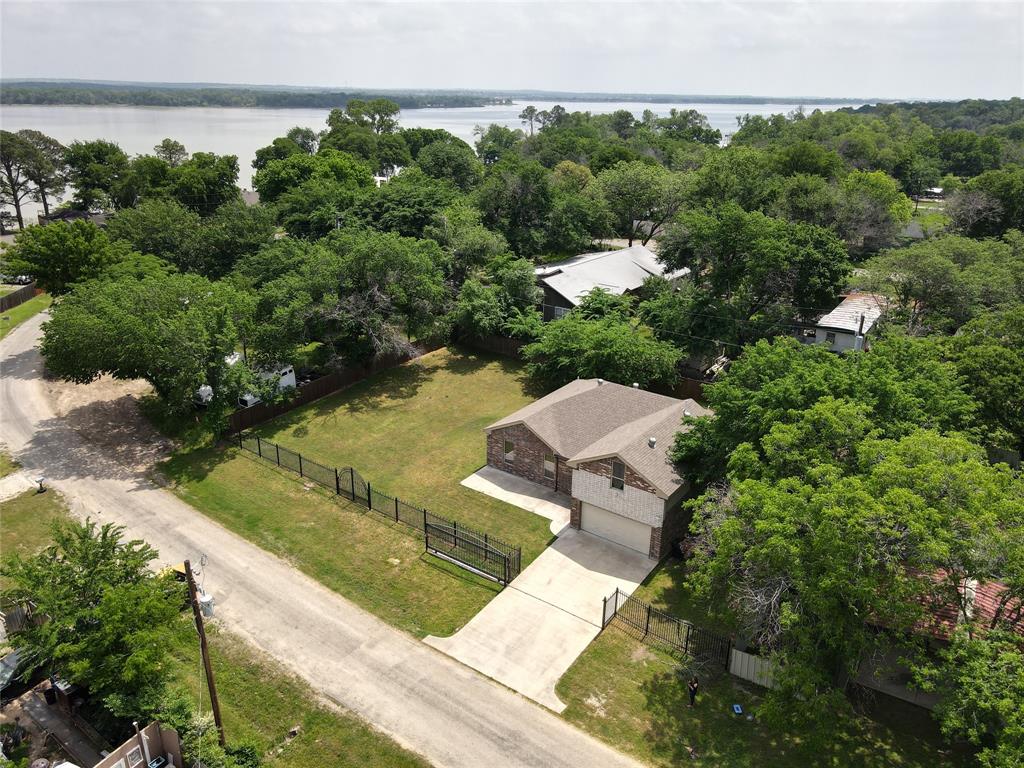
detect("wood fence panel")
[729,648,778,689]
[0,283,39,312]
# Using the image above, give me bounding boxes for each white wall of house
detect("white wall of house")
[571,469,665,526]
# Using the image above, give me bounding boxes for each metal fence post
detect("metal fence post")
[645,602,652,635]
[335,468,341,495]
[394,496,399,522]
[453,520,458,548]
[422,509,429,550]
[602,595,608,628]
[484,533,489,562]
[349,467,355,500]
[237,433,243,449]
[298,453,303,477]
[366,481,372,509]
[256,435,262,458]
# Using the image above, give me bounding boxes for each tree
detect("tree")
[596,161,686,246]
[519,106,539,137]
[170,152,240,215]
[417,139,483,191]
[915,628,1024,768]
[106,198,203,272]
[41,271,256,417]
[354,167,458,238]
[252,136,305,172]
[522,311,681,390]
[683,430,1024,728]
[285,126,320,154]
[955,166,1024,237]
[656,204,850,356]
[0,130,34,228]
[950,305,1024,452]
[374,133,412,177]
[686,146,780,212]
[836,169,914,252]
[473,124,523,165]
[475,157,552,256]
[2,519,183,720]
[452,254,540,339]
[423,202,510,281]
[252,149,373,204]
[18,129,67,218]
[2,219,135,294]
[655,108,722,145]
[194,199,277,278]
[154,138,188,167]
[64,139,131,210]
[672,335,978,486]
[861,234,1020,333]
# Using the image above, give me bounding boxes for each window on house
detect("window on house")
[826,332,837,345]
[544,452,556,479]
[503,439,515,463]
[611,460,625,490]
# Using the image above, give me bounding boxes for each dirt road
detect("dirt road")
[0,313,642,768]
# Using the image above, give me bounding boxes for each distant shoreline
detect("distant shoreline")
[0,80,876,109]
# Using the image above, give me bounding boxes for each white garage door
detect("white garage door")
[581,502,652,555]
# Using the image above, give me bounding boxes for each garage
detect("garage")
[581,502,652,556]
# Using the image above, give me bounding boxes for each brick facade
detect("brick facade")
[486,424,571,495]
[570,498,582,528]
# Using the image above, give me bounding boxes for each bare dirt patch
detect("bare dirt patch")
[43,375,174,472]
[630,644,655,664]
[583,691,608,718]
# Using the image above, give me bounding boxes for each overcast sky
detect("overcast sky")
[2,1,1022,100]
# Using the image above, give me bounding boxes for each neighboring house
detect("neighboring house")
[37,209,108,227]
[535,245,689,321]
[801,292,887,353]
[485,378,710,558]
[856,575,1024,710]
[92,721,183,768]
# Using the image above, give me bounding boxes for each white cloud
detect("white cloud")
[1,0,1021,98]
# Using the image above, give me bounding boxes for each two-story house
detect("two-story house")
[484,379,710,558]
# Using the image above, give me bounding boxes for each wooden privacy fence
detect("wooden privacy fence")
[601,587,732,669]
[227,345,441,433]
[0,282,38,312]
[236,432,521,585]
[463,334,526,358]
[728,648,778,689]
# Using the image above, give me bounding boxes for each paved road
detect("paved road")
[0,313,643,768]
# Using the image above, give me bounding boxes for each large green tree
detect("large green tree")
[0,130,35,228]
[2,519,183,719]
[522,306,681,390]
[64,139,131,210]
[596,161,687,246]
[2,219,136,294]
[41,271,256,416]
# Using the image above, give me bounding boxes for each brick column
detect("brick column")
[570,498,582,529]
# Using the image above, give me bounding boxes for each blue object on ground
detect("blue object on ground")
[732,704,743,715]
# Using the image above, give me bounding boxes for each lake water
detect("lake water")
[1,99,859,220]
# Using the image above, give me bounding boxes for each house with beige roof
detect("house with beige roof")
[485,378,709,558]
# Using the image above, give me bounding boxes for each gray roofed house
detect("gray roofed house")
[535,245,689,321]
[485,379,711,558]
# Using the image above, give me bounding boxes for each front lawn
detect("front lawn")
[0,293,51,341]
[556,558,970,768]
[160,347,551,636]
[162,449,502,637]
[0,450,19,478]
[0,487,71,589]
[250,346,552,562]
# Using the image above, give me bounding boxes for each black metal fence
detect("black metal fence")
[601,587,731,668]
[236,432,522,585]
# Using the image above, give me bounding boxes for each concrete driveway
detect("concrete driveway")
[425,527,655,712]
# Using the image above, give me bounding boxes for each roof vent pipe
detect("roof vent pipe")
[632,382,639,389]
[597,378,604,385]
[648,437,657,448]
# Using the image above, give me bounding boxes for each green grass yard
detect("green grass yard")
[0,292,51,342]
[167,622,428,768]
[0,450,19,478]
[162,449,502,636]
[0,487,72,589]
[249,346,552,562]
[160,346,553,636]
[556,558,970,768]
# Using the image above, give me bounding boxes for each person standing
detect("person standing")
[687,676,699,707]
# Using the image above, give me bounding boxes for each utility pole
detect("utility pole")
[185,559,225,747]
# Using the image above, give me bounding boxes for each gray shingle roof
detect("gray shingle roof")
[534,245,688,306]
[486,379,711,498]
